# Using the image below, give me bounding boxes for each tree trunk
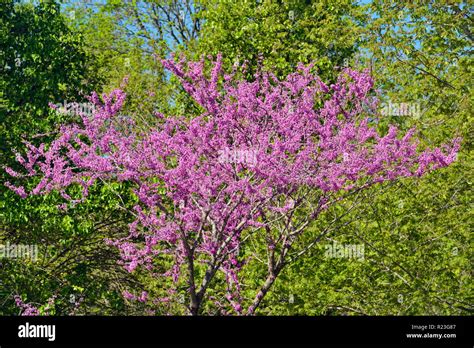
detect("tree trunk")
[246,273,278,315]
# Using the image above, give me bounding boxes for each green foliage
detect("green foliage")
[0,1,139,315]
[0,0,102,153]
[193,0,364,80]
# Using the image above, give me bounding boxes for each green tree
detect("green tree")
[0,0,140,315]
[0,0,102,156]
[193,0,364,80]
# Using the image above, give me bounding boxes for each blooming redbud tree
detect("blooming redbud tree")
[5,54,460,315]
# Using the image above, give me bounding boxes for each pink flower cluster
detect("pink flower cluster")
[122,290,148,303]
[14,295,40,316]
